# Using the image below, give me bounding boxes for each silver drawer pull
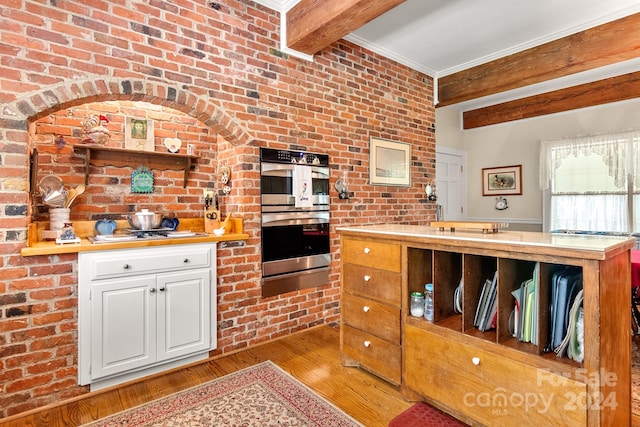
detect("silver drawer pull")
[363,306,370,313]
[149,288,156,293]
[364,340,371,347]
[363,275,371,282]
[123,264,131,270]
[472,357,480,366]
[363,247,370,254]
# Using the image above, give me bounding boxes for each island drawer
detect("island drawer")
[404,325,587,426]
[342,238,401,272]
[342,263,401,304]
[342,324,401,385]
[342,293,400,344]
[85,244,213,280]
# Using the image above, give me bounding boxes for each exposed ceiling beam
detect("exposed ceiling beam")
[462,71,640,129]
[438,12,640,108]
[286,0,405,55]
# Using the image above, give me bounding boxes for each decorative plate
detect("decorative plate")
[95,219,117,235]
[161,217,179,230]
[164,137,182,153]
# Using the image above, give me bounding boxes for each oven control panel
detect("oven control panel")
[260,147,329,167]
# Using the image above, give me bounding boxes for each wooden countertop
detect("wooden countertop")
[336,223,635,260]
[21,218,249,257]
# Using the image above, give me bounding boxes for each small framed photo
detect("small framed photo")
[125,117,154,152]
[369,137,411,186]
[482,165,522,196]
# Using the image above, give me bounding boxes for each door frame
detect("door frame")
[435,146,467,221]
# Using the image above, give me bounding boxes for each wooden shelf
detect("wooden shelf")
[73,145,199,188]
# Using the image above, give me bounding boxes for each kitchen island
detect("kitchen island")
[337,224,633,426]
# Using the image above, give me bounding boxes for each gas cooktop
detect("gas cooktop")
[88,229,207,244]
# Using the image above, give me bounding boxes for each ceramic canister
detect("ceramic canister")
[50,208,70,230]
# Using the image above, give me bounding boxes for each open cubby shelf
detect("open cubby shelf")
[406,247,583,367]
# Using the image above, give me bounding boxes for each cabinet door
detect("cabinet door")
[157,270,210,361]
[91,276,157,380]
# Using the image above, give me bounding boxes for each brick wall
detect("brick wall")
[0,0,435,417]
[32,101,218,223]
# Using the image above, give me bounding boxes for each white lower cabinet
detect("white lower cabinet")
[78,244,216,389]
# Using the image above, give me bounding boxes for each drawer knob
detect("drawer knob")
[363,306,370,313]
[159,287,165,292]
[364,340,371,347]
[363,247,370,254]
[363,275,371,282]
[149,288,156,293]
[472,357,480,365]
[123,264,131,270]
[183,258,189,263]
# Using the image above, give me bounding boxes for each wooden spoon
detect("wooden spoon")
[66,184,86,207]
[65,188,76,208]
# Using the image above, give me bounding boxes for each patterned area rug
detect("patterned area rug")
[388,402,467,427]
[82,361,362,427]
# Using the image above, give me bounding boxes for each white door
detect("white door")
[157,270,210,361]
[436,149,465,221]
[91,276,156,380]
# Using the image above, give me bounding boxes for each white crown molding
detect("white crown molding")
[252,0,285,12]
[343,33,437,77]
[251,0,313,61]
[253,0,300,12]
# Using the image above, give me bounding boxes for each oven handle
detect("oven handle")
[261,163,329,179]
[262,212,329,227]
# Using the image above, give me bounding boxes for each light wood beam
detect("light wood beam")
[439,13,640,107]
[286,0,405,55]
[462,71,640,129]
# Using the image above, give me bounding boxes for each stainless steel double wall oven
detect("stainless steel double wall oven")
[260,148,330,297]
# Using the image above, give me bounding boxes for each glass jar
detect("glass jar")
[410,292,425,317]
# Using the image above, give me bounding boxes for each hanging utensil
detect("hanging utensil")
[38,174,64,197]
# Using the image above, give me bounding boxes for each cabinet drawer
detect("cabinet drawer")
[84,245,213,280]
[342,293,400,343]
[342,324,401,385]
[342,263,401,305]
[342,238,400,272]
[404,325,586,426]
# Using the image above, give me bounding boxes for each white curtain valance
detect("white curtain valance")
[539,130,640,191]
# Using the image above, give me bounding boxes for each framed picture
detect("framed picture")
[125,117,154,152]
[369,137,411,186]
[482,165,522,196]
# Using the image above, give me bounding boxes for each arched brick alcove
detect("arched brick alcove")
[2,77,255,147]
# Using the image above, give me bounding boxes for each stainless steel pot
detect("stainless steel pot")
[127,209,162,230]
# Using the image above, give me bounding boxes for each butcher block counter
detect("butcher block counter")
[337,223,633,426]
[21,217,248,257]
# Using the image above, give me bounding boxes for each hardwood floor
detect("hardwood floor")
[0,324,412,427]
[2,323,639,426]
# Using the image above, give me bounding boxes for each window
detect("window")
[540,130,640,233]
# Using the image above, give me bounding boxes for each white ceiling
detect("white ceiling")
[256,0,640,108]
